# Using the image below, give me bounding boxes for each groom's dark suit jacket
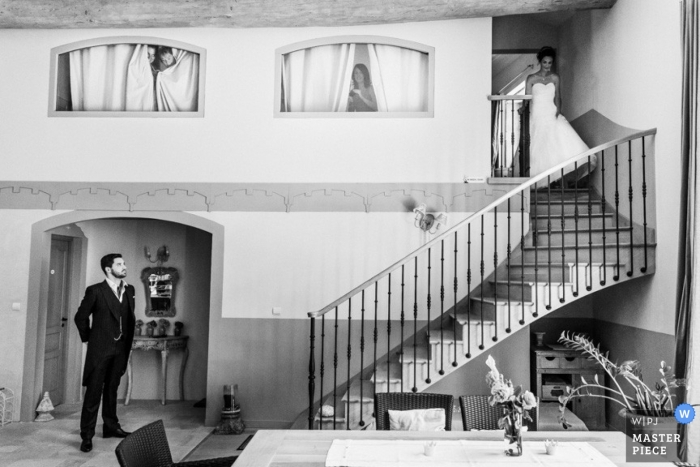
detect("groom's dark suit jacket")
[74,280,135,386]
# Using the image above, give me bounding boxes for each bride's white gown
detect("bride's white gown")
[529,82,595,180]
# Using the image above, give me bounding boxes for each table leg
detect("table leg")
[180,347,189,401]
[125,351,133,406]
[161,349,168,405]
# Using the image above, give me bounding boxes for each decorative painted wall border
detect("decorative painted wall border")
[0,180,528,213]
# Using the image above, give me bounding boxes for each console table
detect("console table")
[125,335,189,406]
[531,346,605,430]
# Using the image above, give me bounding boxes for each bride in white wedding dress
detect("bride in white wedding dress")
[525,47,595,184]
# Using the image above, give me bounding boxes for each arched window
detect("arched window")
[49,37,206,117]
[275,36,434,118]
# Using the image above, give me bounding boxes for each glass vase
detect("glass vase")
[503,410,523,457]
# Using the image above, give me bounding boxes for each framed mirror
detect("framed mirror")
[141,267,179,317]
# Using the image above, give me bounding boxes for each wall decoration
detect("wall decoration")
[49,37,206,117]
[275,36,434,117]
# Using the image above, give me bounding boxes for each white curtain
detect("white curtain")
[368,44,429,112]
[69,44,198,112]
[282,44,356,112]
[155,48,199,112]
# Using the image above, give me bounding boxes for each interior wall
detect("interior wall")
[0,18,491,184]
[492,15,559,51]
[558,0,682,335]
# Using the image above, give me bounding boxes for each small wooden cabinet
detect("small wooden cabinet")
[532,347,606,430]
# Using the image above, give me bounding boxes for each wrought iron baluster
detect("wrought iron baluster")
[500,101,506,174]
[453,232,458,367]
[573,162,580,297]
[373,285,378,400]
[559,169,565,303]
[587,155,593,291]
[506,198,512,333]
[614,145,621,281]
[533,181,539,318]
[426,249,432,384]
[439,241,445,375]
[359,292,365,426]
[546,175,552,310]
[333,307,339,429]
[413,257,418,393]
[308,317,316,430]
[520,191,526,325]
[386,274,391,389]
[400,267,405,393]
[641,136,649,273]
[466,225,472,358]
[627,140,634,277]
[319,315,326,430]
[493,207,499,342]
[600,151,607,285]
[479,216,485,350]
[346,299,352,430]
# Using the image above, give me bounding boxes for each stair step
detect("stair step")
[371,361,403,386]
[488,279,536,301]
[532,203,604,215]
[528,227,632,247]
[533,213,616,230]
[342,379,376,403]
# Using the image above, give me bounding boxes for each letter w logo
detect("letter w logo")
[679,409,691,418]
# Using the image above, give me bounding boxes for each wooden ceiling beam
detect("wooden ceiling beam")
[0,0,616,29]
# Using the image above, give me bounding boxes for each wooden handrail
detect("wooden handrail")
[308,127,657,318]
[488,95,532,101]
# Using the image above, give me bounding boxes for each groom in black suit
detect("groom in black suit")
[74,253,135,452]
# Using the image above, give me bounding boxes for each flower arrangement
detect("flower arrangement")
[556,332,687,428]
[485,355,538,456]
[135,319,144,336]
[157,319,170,336]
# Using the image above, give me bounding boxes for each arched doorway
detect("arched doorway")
[20,211,224,422]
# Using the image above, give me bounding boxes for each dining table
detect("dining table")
[232,429,676,467]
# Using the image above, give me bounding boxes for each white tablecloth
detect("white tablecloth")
[325,439,617,467]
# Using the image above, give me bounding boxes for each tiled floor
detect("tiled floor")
[0,400,224,467]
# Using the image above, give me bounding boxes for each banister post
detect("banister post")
[308,317,316,430]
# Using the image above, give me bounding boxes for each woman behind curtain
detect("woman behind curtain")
[282,44,356,112]
[155,48,200,112]
[68,44,198,112]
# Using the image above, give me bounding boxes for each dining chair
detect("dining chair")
[374,392,454,430]
[458,395,539,431]
[115,419,238,467]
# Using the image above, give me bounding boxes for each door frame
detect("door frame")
[20,211,224,422]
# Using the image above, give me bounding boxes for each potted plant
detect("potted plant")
[135,319,144,336]
[146,320,157,337]
[557,332,687,428]
[174,321,184,336]
[157,319,170,336]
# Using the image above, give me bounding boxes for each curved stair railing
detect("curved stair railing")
[305,128,657,430]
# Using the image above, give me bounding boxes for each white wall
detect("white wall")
[558,0,681,335]
[0,19,492,184]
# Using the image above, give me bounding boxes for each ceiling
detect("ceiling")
[0,0,616,29]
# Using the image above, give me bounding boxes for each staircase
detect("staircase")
[297,129,657,431]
